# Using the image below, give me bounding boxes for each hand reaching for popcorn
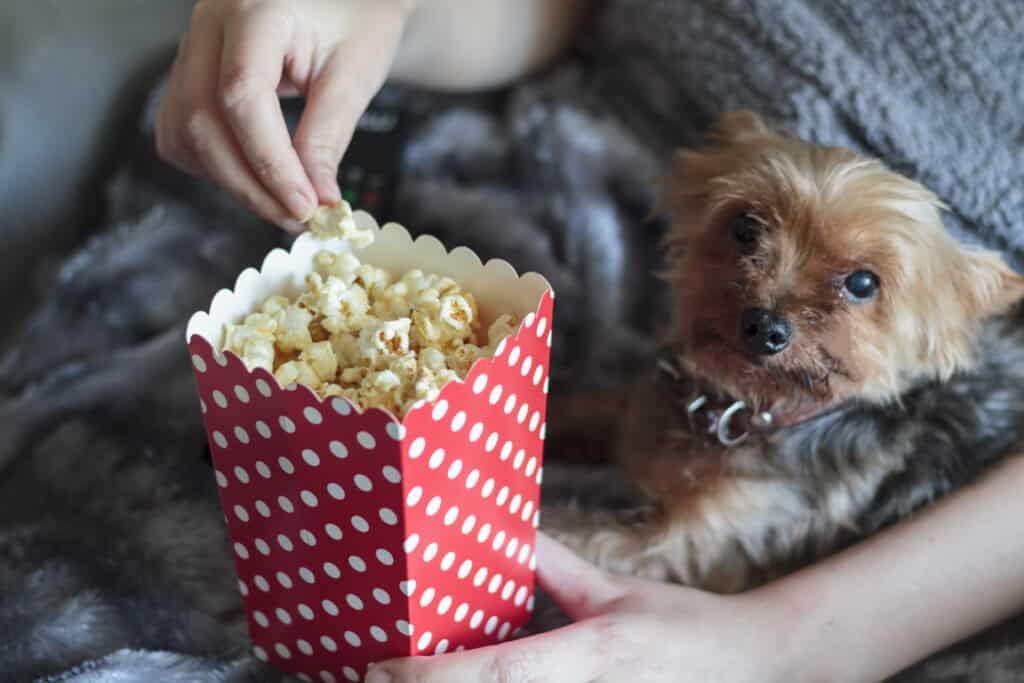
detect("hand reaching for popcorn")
[156,0,411,231]
[157,0,588,231]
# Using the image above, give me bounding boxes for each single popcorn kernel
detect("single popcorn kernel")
[275,359,320,389]
[360,318,412,368]
[220,202,522,416]
[319,382,345,398]
[223,313,278,372]
[261,295,290,316]
[356,264,392,296]
[487,314,519,348]
[306,202,374,247]
[321,284,370,335]
[274,304,314,352]
[411,309,442,349]
[341,366,367,384]
[390,353,419,382]
[439,292,477,340]
[419,347,446,371]
[301,341,338,382]
[448,343,483,375]
[315,250,361,285]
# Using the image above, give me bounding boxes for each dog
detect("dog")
[543,111,1024,595]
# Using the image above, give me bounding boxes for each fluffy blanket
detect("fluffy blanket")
[3,1,1024,681]
[585,0,1024,270]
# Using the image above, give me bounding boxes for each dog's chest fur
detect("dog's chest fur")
[617,306,1024,591]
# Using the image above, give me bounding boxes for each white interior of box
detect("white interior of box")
[186,210,552,348]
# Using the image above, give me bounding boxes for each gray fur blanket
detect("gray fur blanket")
[3,1,1024,681]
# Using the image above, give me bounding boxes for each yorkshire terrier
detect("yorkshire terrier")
[543,111,1024,594]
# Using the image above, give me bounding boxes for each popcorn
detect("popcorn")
[439,292,476,338]
[359,318,412,368]
[274,359,320,388]
[447,343,483,375]
[223,313,278,372]
[356,264,392,297]
[340,366,366,385]
[411,309,442,349]
[261,295,291,316]
[330,333,360,367]
[274,304,314,352]
[314,250,362,285]
[306,202,375,247]
[300,341,338,382]
[307,274,370,335]
[319,382,346,398]
[419,347,447,372]
[486,314,519,348]
[219,201,519,417]
[389,353,419,384]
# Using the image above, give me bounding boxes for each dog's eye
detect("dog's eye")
[730,214,760,248]
[844,270,880,302]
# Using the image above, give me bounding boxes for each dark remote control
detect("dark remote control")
[337,91,410,220]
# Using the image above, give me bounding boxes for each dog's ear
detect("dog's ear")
[709,110,774,145]
[960,249,1024,320]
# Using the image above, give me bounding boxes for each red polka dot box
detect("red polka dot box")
[185,212,552,683]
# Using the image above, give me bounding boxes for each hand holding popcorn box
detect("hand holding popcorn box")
[186,203,552,682]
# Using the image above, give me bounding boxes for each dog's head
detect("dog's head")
[662,111,1024,411]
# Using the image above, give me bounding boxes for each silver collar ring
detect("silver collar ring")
[686,395,751,446]
[717,400,750,446]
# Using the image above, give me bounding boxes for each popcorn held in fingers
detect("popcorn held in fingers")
[305,201,375,247]
[221,201,519,417]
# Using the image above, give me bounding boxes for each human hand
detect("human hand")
[365,533,796,683]
[156,0,414,231]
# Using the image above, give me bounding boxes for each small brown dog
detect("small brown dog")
[544,111,1024,594]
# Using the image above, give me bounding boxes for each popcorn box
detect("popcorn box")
[185,213,552,683]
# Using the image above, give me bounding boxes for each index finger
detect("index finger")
[366,621,607,683]
[534,532,625,620]
[218,9,317,221]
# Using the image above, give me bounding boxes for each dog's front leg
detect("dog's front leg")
[542,473,817,593]
[540,503,692,581]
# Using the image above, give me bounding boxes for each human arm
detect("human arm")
[390,0,589,91]
[366,454,1024,683]
[772,452,1024,682]
[155,0,588,230]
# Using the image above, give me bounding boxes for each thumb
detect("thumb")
[534,532,625,621]
[293,45,391,205]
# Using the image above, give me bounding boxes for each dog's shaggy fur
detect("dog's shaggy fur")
[545,113,1024,599]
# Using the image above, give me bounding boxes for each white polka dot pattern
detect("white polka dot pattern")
[187,289,551,680]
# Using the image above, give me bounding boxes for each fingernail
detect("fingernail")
[317,173,343,204]
[365,668,393,683]
[281,219,305,234]
[290,191,316,222]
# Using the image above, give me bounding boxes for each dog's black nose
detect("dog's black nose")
[740,308,792,355]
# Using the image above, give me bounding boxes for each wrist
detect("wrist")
[730,588,818,683]
[744,569,886,683]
